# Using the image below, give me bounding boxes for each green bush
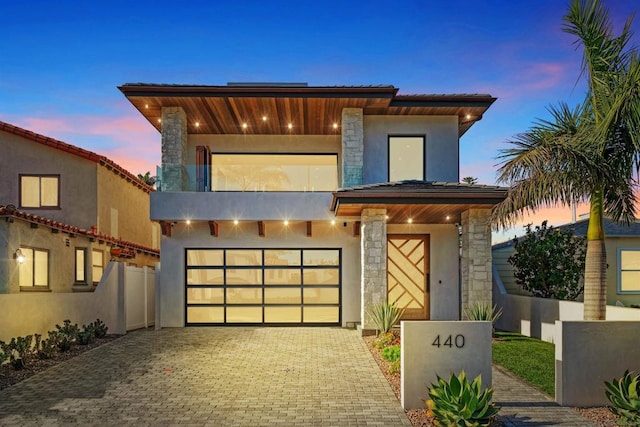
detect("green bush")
[508,221,586,300]
[37,331,60,359]
[91,319,108,338]
[56,320,79,351]
[381,344,400,363]
[388,359,400,375]
[2,336,34,370]
[373,331,396,349]
[605,370,640,425]
[366,302,404,334]
[427,371,499,427]
[78,324,97,345]
[0,341,10,366]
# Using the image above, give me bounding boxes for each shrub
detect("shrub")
[381,344,400,363]
[389,359,400,375]
[37,331,59,359]
[508,221,586,300]
[366,302,404,334]
[605,370,640,425]
[91,319,109,338]
[0,341,9,366]
[3,336,34,370]
[56,320,79,352]
[464,302,503,335]
[426,371,499,427]
[78,324,97,345]
[373,331,396,349]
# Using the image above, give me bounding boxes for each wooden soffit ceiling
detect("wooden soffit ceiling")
[118,84,496,136]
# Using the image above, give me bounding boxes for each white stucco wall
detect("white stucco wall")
[158,220,360,328]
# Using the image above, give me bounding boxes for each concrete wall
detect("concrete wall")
[0,262,155,341]
[96,166,159,251]
[157,220,360,328]
[401,321,492,410]
[493,267,640,342]
[388,224,460,320]
[363,115,459,184]
[555,321,640,406]
[187,134,341,191]
[0,129,98,228]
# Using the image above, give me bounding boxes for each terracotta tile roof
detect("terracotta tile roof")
[0,204,159,257]
[0,120,154,193]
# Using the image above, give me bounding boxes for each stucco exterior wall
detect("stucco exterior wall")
[388,224,460,320]
[157,220,360,328]
[362,115,459,184]
[185,135,341,191]
[0,129,98,228]
[96,165,158,250]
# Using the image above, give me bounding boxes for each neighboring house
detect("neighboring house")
[493,217,640,307]
[119,82,507,332]
[0,121,160,293]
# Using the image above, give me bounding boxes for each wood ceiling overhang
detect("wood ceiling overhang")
[118,84,496,137]
[330,184,508,224]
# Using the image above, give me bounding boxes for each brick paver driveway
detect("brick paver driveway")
[0,327,411,426]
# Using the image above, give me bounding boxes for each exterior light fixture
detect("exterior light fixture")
[283,220,289,226]
[332,123,338,129]
[446,215,450,221]
[330,220,336,226]
[407,218,413,224]
[144,104,149,109]
[287,123,293,130]
[157,118,161,123]
[195,122,200,127]
[233,220,239,225]
[262,116,267,122]
[186,220,191,225]
[242,123,248,129]
[14,249,25,264]
[465,114,471,120]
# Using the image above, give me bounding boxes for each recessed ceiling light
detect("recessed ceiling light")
[331,220,336,225]
[407,218,413,224]
[288,123,293,129]
[144,104,149,109]
[242,122,248,129]
[385,215,389,220]
[465,114,471,120]
[186,220,191,225]
[283,220,289,226]
[446,215,451,221]
[157,118,161,123]
[333,123,338,129]
[195,122,200,127]
[262,116,267,122]
[233,219,239,225]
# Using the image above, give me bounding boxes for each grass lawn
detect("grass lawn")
[492,331,555,396]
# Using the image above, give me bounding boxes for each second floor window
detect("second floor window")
[211,154,338,192]
[388,136,425,182]
[20,175,59,208]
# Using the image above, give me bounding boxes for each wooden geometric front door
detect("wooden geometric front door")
[387,235,430,320]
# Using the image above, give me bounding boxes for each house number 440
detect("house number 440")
[432,334,465,348]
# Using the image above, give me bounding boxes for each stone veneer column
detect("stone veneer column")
[342,108,364,188]
[361,208,387,333]
[460,208,493,318]
[161,106,188,191]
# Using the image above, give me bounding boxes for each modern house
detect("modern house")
[0,121,160,293]
[119,83,507,333]
[493,217,640,307]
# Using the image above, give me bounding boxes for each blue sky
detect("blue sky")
[1,0,638,239]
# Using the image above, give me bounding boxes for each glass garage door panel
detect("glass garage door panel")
[185,248,340,325]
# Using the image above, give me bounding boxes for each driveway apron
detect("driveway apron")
[0,327,411,426]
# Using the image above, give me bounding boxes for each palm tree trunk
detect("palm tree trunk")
[583,187,607,320]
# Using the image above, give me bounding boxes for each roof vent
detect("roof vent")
[226,82,309,87]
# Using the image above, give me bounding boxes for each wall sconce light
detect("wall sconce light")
[14,249,25,264]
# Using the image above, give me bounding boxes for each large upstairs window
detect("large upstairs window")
[20,175,59,208]
[211,154,338,191]
[388,136,425,181]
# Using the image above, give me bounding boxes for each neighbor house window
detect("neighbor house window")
[619,249,640,293]
[92,250,104,285]
[20,175,59,208]
[18,247,49,288]
[211,154,338,191]
[75,248,87,284]
[388,136,425,181]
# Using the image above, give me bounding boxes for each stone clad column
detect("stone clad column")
[460,208,492,318]
[361,208,387,333]
[342,108,364,188]
[161,107,188,191]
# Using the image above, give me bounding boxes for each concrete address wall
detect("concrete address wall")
[493,266,640,343]
[556,321,640,406]
[0,263,154,341]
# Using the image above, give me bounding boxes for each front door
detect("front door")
[387,235,430,320]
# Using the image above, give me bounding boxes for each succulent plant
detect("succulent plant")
[605,370,640,425]
[366,302,404,334]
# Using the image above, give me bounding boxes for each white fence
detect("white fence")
[493,265,640,343]
[0,262,154,341]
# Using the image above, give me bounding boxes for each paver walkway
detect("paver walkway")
[0,327,411,426]
[0,327,598,426]
[493,365,596,426]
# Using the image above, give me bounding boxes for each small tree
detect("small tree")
[137,171,156,187]
[508,221,586,300]
[462,176,478,185]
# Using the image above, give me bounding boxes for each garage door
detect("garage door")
[185,248,341,325]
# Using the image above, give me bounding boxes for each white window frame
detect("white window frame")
[618,248,640,294]
[19,174,60,208]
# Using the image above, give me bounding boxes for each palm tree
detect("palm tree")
[462,176,478,185]
[137,171,156,187]
[494,0,640,320]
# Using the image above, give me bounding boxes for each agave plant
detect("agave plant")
[605,370,640,425]
[426,371,499,427]
[464,302,503,326]
[366,302,404,334]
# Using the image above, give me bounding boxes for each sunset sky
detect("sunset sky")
[1,0,638,242]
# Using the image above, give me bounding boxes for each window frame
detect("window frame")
[18,246,50,290]
[75,248,88,284]
[92,249,104,285]
[617,248,640,294]
[210,152,339,192]
[387,135,426,182]
[18,174,61,209]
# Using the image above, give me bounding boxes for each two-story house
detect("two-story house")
[0,121,160,294]
[119,83,507,333]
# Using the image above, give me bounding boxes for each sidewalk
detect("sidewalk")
[493,365,596,426]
